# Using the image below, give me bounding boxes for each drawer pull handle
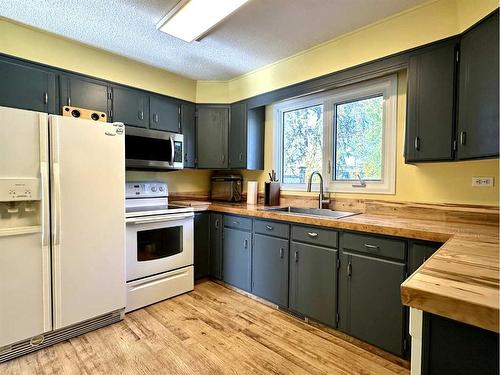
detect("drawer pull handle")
[364,244,380,251]
[279,248,284,259]
[308,232,318,238]
[265,225,274,230]
[244,239,248,249]
[233,220,240,225]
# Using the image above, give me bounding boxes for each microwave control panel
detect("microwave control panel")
[0,178,41,202]
[125,181,168,198]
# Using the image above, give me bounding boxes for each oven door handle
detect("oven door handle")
[126,212,193,224]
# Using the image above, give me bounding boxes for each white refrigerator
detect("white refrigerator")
[0,106,125,359]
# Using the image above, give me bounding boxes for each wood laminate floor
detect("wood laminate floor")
[1,281,409,375]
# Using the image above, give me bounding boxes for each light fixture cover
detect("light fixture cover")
[157,0,249,42]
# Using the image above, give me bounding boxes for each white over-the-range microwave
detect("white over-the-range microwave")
[125,127,184,170]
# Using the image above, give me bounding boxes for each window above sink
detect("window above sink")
[272,75,397,194]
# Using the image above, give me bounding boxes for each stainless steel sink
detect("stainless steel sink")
[260,206,358,219]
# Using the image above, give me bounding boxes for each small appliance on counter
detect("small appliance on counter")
[211,174,243,202]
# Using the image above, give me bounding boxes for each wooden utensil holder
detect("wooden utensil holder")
[264,182,280,206]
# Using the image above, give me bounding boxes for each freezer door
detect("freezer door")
[49,115,125,329]
[0,106,51,347]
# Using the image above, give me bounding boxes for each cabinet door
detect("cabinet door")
[181,103,196,168]
[209,213,223,279]
[223,228,251,291]
[252,234,289,307]
[111,86,149,128]
[0,58,56,113]
[194,212,210,279]
[289,242,337,326]
[339,252,406,356]
[59,75,109,115]
[197,106,229,169]
[457,12,499,159]
[229,102,247,169]
[408,241,440,275]
[150,95,181,133]
[406,39,457,162]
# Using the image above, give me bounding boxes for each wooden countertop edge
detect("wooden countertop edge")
[194,203,499,331]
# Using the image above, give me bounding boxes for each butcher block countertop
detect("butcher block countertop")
[172,198,500,333]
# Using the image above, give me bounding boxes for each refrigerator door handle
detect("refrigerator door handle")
[40,161,49,247]
[52,163,62,246]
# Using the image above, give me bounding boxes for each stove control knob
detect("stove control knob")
[159,186,164,192]
[151,186,157,192]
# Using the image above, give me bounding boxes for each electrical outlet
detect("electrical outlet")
[472,177,494,187]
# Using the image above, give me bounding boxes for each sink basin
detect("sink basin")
[260,206,358,219]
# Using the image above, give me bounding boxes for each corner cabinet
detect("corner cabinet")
[0,58,56,114]
[181,103,196,168]
[457,11,499,159]
[229,103,265,170]
[338,232,407,357]
[209,213,223,280]
[196,106,230,169]
[405,38,458,162]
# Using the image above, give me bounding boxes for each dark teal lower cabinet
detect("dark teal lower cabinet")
[209,213,223,280]
[223,227,252,291]
[408,241,441,275]
[289,241,337,327]
[194,212,210,279]
[252,234,289,307]
[338,249,407,356]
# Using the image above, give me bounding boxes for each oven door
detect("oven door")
[126,212,193,281]
[125,127,183,170]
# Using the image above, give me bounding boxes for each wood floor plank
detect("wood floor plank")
[1,281,409,374]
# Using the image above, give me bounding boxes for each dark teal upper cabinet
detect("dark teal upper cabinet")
[150,95,181,133]
[196,106,229,169]
[59,75,109,115]
[0,58,56,114]
[405,39,458,162]
[457,11,499,160]
[111,86,149,128]
[181,103,196,168]
[229,103,265,170]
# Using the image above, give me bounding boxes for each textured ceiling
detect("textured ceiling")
[0,0,428,80]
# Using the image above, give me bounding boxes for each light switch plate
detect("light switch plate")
[472,176,494,187]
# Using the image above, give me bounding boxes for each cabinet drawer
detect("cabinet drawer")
[291,225,338,249]
[223,215,252,231]
[342,232,406,261]
[254,220,289,239]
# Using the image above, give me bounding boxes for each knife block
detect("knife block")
[264,182,280,206]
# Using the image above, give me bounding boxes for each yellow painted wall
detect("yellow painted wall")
[1,0,498,205]
[0,18,197,102]
[241,72,499,206]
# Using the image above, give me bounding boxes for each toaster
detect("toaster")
[211,174,243,202]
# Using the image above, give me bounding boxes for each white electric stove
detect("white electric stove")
[125,181,194,312]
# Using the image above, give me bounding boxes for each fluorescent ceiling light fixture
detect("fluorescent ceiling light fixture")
[157,0,249,42]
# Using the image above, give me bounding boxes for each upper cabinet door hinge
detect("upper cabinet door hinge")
[109,110,113,119]
[108,91,113,100]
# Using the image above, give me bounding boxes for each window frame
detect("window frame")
[273,75,397,194]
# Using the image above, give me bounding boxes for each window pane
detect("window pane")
[335,96,383,181]
[282,105,323,184]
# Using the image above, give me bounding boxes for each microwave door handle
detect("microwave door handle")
[170,136,175,165]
